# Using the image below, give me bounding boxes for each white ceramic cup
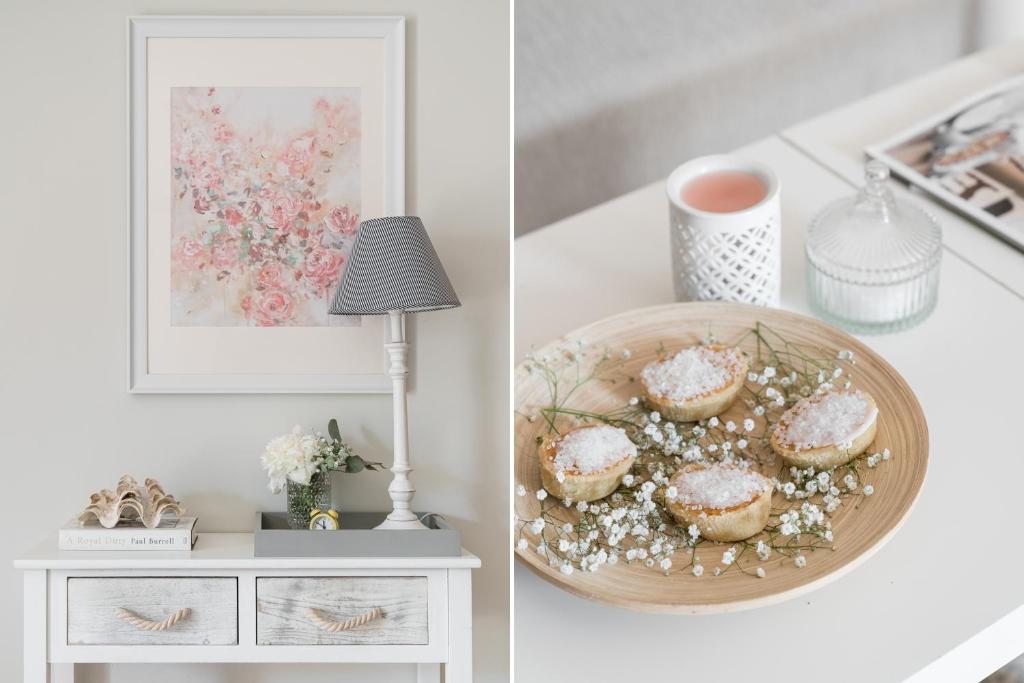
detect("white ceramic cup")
[666,155,781,306]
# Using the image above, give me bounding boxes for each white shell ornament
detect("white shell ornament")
[77,475,185,529]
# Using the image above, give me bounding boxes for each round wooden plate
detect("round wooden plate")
[514,302,928,614]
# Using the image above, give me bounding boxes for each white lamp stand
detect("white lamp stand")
[376,310,428,530]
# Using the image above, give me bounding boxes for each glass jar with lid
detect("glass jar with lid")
[806,161,942,334]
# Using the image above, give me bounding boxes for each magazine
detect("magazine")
[866,74,1024,252]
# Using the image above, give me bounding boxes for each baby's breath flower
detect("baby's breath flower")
[863,484,874,496]
[536,489,548,501]
[794,555,807,568]
[756,567,766,578]
[692,564,704,577]
[517,538,528,551]
[516,484,526,497]
[743,418,755,432]
[555,471,566,483]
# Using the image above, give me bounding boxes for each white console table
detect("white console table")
[15,533,480,683]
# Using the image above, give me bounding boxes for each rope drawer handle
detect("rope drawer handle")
[116,607,192,631]
[307,606,382,633]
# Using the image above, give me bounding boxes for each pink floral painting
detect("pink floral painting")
[170,87,361,326]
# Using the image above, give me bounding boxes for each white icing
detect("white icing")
[641,346,743,403]
[774,390,876,451]
[673,464,769,509]
[553,425,637,474]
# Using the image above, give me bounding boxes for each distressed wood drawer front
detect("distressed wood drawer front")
[67,577,238,646]
[257,576,429,645]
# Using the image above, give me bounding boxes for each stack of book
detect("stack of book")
[58,517,197,551]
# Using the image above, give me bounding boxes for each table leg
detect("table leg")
[23,571,46,683]
[446,569,473,683]
[417,663,440,683]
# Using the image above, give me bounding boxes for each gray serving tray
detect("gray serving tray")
[253,511,461,558]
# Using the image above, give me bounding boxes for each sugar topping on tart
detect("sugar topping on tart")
[672,464,770,509]
[640,345,744,403]
[553,425,637,474]
[773,389,877,451]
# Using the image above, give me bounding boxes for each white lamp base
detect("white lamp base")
[375,515,429,531]
[376,311,431,531]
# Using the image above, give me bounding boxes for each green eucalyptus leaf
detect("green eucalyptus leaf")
[345,455,365,473]
[328,418,342,443]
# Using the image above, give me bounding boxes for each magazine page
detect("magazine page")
[867,74,1024,252]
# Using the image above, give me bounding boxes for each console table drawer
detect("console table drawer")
[66,577,238,646]
[257,576,429,645]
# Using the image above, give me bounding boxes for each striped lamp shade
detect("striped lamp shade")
[329,216,460,315]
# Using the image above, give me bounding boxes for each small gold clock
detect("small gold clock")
[308,508,340,531]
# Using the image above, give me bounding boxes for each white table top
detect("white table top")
[14,532,481,570]
[783,40,1024,299]
[515,135,1024,682]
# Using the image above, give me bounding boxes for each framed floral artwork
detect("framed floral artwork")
[128,16,404,392]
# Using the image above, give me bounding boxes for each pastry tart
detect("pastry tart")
[640,344,749,421]
[770,388,878,469]
[538,424,637,503]
[666,463,773,542]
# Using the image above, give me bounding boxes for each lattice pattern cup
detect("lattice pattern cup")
[666,156,781,307]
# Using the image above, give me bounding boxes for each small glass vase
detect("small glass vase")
[286,471,332,530]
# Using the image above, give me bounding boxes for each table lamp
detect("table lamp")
[329,216,460,530]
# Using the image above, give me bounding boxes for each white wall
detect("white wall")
[515,0,977,234]
[0,1,509,682]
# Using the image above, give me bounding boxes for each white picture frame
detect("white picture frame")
[127,16,405,393]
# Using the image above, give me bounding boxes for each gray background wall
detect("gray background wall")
[515,0,985,235]
[0,1,509,682]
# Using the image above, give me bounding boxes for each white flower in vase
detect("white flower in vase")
[261,426,325,494]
